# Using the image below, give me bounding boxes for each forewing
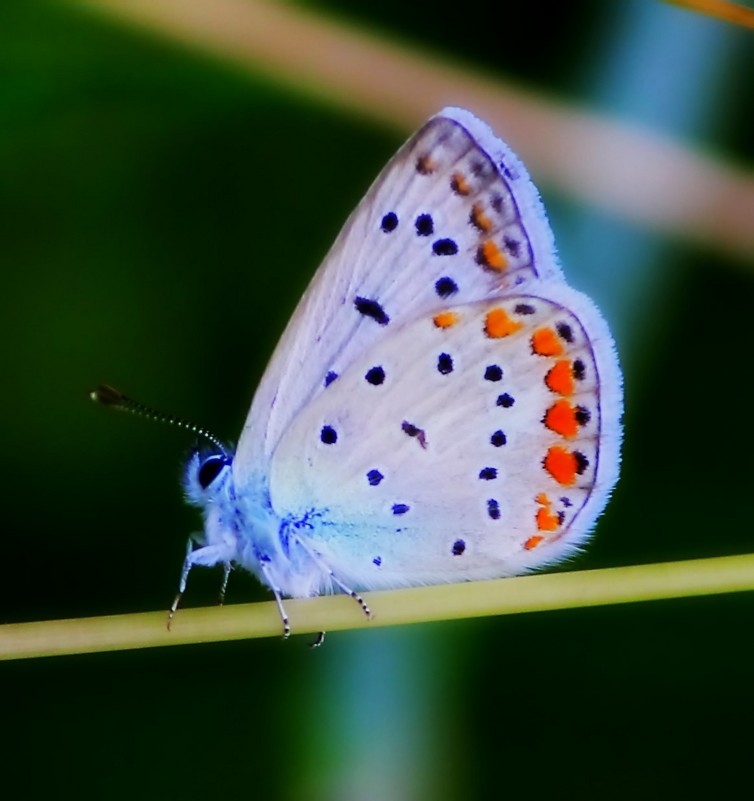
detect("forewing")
[235,108,563,485]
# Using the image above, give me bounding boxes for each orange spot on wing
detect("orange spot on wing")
[535,507,560,532]
[544,400,579,438]
[451,172,472,195]
[544,446,578,486]
[470,202,493,233]
[531,327,564,357]
[524,535,544,550]
[485,307,523,338]
[545,360,574,395]
[477,240,507,271]
[433,311,459,329]
[416,154,436,175]
[534,492,561,533]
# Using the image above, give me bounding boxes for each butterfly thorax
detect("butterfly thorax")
[183,451,330,598]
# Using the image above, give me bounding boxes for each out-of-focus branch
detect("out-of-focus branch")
[667,0,754,30]
[70,0,754,260]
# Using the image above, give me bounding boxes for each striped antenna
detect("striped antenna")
[90,384,227,456]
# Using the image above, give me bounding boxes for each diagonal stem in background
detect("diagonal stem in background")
[70,0,754,260]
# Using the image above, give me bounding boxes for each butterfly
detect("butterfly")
[99,107,623,639]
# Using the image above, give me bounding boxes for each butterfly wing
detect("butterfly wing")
[234,107,621,591]
[268,286,621,589]
[235,108,564,485]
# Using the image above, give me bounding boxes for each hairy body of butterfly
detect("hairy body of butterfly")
[182,107,623,635]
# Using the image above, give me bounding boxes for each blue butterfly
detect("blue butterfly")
[96,108,622,639]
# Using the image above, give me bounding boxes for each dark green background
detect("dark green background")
[2,1,753,798]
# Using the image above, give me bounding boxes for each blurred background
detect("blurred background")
[2,0,753,798]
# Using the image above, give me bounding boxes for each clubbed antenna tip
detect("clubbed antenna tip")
[90,383,228,456]
[90,384,126,407]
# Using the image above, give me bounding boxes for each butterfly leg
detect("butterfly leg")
[291,534,372,621]
[259,560,291,639]
[167,536,234,630]
[218,561,233,606]
[167,536,196,630]
[309,631,326,649]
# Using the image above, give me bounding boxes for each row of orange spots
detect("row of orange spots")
[531,326,564,358]
[419,163,509,277]
[484,307,523,339]
[533,322,589,491]
[534,493,561,533]
[544,445,579,487]
[451,171,471,196]
[477,240,507,272]
[545,360,574,396]
[544,399,580,438]
[433,311,459,329]
[470,202,493,233]
[468,193,506,271]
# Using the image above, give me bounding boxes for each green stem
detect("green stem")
[3,553,754,660]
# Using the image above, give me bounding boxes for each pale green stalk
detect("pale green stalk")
[3,554,754,660]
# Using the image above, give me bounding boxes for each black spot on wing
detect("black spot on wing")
[435,277,458,298]
[556,322,574,343]
[365,366,385,385]
[490,430,506,447]
[433,238,458,256]
[415,213,434,236]
[381,212,398,232]
[437,353,453,374]
[320,425,337,445]
[354,296,389,325]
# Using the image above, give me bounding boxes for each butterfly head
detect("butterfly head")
[183,449,234,507]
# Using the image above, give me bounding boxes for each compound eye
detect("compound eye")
[197,454,230,490]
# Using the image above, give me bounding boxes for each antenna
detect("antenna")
[90,384,228,456]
